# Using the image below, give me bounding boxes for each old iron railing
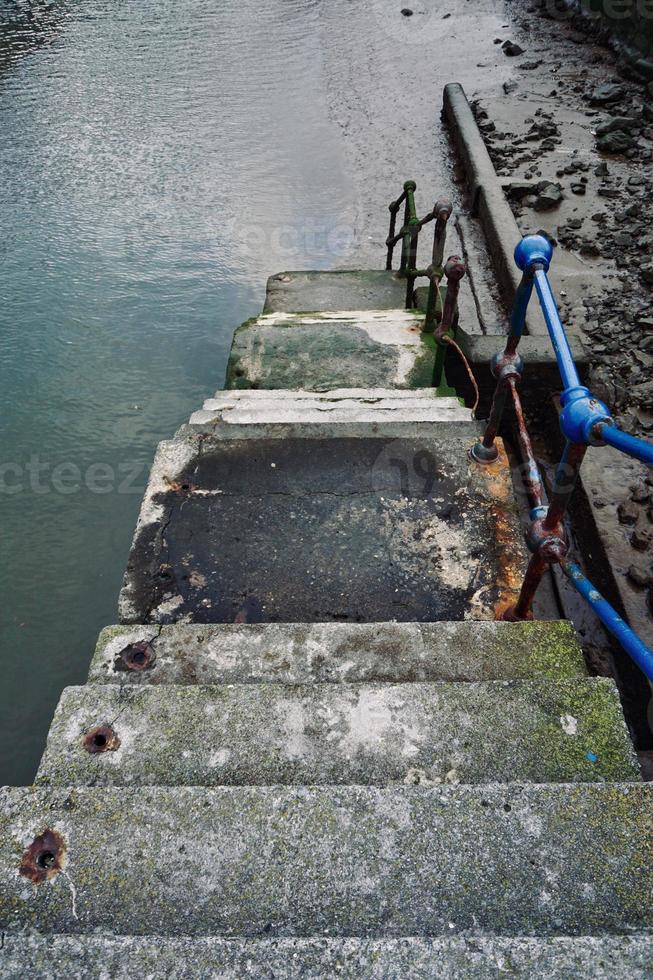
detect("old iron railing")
[471,233,653,682]
[386,181,476,400]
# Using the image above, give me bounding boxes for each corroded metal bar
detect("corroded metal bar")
[501,554,549,622]
[431,200,453,270]
[543,440,587,532]
[508,377,544,512]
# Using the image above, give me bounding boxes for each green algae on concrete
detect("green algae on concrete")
[36,678,638,787]
[88,620,588,687]
[225,310,438,391]
[1,784,652,937]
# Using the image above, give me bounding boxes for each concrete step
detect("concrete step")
[225,310,439,390]
[118,429,526,625]
[189,388,472,428]
[263,270,409,314]
[89,620,587,686]
[2,784,651,936]
[36,679,638,787]
[3,934,653,979]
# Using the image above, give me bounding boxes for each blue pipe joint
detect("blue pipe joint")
[514,235,553,273]
[559,386,612,446]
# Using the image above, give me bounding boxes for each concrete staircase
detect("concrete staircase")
[2,270,651,978]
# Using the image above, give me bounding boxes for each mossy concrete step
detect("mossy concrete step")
[3,934,653,980]
[119,429,526,625]
[225,310,438,390]
[188,388,472,429]
[36,679,638,787]
[89,621,587,686]
[263,270,409,314]
[2,784,651,936]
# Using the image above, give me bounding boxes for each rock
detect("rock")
[502,40,524,57]
[571,183,586,195]
[631,527,652,552]
[640,264,653,285]
[627,565,652,587]
[590,83,625,105]
[505,182,537,200]
[533,181,563,210]
[617,500,640,525]
[401,8,413,16]
[595,117,640,135]
[597,131,635,153]
[503,80,519,94]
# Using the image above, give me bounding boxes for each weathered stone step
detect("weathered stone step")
[226,310,439,390]
[90,620,587,686]
[36,679,638,787]
[119,430,526,625]
[3,934,653,979]
[263,270,408,314]
[2,784,651,936]
[189,387,472,428]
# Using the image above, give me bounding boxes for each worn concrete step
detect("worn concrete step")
[263,270,409,314]
[3,934,653,980]
[119,430,526,625]
[89,620,587,686]
[225,309,439,390]
[2,784,651,936]
[189,388,472,428]
[36,679,638,787]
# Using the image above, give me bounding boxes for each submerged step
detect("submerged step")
[189,388,472,428]
[263,270,409,314]
[2,784,651,936]
[118,430,526,625]
[89,620,587,686]
[36,679,638,787]
[225,310,438,390]
[3,934,653,979]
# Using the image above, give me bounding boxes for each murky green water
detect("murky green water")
[0,0,510,784]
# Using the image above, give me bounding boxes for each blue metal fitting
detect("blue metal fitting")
[529,506,548,522]
[559,386,612,446]
[514,235,553,273]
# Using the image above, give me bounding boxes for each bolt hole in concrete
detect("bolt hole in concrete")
[83,725,120,754]
[0,0,519,782]
[37,850,56,870]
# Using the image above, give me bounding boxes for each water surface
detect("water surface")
[0,0,510,783]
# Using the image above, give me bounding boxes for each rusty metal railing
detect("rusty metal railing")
[471,233,653,682]
[385,181,477,404]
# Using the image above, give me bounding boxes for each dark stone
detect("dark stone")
[401,8,413,15]
[627,565,652,587]
[631,527,652,552]
[589,83,625,105]
[618,500,640,526]
[596,131,635,153]
[533,181,563,211]
[502,40,524,57]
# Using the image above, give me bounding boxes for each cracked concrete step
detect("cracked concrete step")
[225,309,439,390]
[89,620,587,686]
[36,679,638,787]
[2,784,651,936]
[189,388,472,428]
[119,430,526,625]
[3,935,653,980]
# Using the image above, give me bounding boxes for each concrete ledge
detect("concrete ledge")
[442,82,588,371]
[3,933,653,979]
[1,784,651,936]
[263,270,408,314]
[88,620,587,686]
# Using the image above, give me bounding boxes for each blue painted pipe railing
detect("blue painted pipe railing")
[472,233,653,682]
[561,561,653,682]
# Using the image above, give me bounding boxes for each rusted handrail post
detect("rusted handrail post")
[424,200,452,334]
[386,186,409,270]
[431,255,465,389]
